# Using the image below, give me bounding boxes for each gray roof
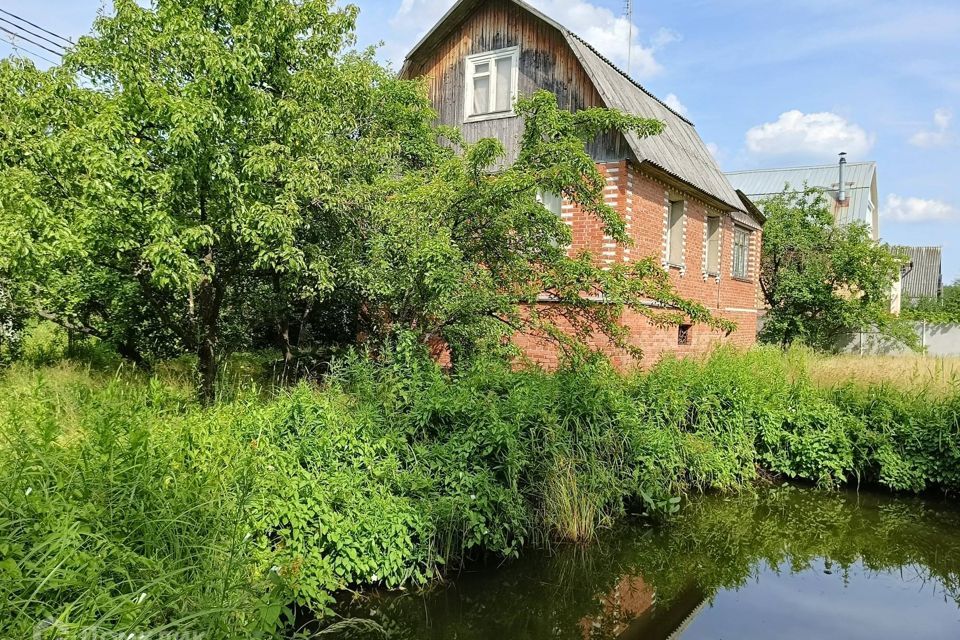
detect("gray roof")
[403,0,747,214]
[894,246,943,300]
[726,162,878,234]
[564,35,745,214]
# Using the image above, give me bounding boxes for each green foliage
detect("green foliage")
[4,347,960,636]
[902,278,960,323]
[758,187,915,350]
[1,1,731,400]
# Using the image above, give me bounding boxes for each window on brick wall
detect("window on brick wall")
[732,226,750,279]
[678,324,692,346]
[464,47,519,121]
[538,191,562,218]
[667,200,684,266]
[706,216,721,275]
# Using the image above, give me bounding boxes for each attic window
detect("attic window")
[464,47,519,121]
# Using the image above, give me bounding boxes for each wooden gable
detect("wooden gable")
[401,0,620,162]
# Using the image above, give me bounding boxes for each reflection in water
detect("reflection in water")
[329,487,960,639]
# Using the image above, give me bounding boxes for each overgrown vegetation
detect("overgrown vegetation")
[3,343,959,638]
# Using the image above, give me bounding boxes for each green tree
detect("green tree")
[339,90,733,367]
[758,186,914,350]
[1,1,732,398]
[0,0,439,398]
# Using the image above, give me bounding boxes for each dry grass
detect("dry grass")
[805,353,960,394]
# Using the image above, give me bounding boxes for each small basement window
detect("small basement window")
[464,47,519,121]
[678,324,692,346]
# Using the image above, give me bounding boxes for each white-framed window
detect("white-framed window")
[666,199,685,266]
[732,226,750,279]
[464,47,519,121]
[538,191,562,218]
[705,216,721,275]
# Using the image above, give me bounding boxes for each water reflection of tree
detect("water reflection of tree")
[329,488,960,639]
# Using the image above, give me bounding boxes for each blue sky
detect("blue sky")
[3,0,959,280]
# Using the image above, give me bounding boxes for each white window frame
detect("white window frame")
[666,199,685,268]
[732,225,751,280]
[705,215,722,276]
[463,46,520,123]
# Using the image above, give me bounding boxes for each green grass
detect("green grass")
[2,345,960,637]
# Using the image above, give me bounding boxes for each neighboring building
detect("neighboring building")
[726,156,901,313]
[401,0,763,367]
[726,157,879,240]
[894,246,943,304]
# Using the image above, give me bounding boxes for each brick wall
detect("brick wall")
[513,160,762,369]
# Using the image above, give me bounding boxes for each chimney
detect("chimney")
[838,152,847,204]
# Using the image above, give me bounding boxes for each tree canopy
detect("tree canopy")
[758,187,914,350]
[0,0,730,399]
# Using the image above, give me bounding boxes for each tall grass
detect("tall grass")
[2,345,960,637]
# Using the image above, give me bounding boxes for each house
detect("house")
[894,246,943,304]
[401,0,763,366]
[726,157,912,314]
[726,156,879,240]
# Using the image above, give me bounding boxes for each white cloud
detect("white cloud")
[388,0,676,78]
[663,93,688,117]
[745,110,874,159]
[909,107,954,148]
[882,194,957,223]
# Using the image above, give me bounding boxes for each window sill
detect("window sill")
[705,271,720,278]
[732,276,752,283]
[666,263,685,271]
[464,110,515,124]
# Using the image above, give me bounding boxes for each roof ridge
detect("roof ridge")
[726,161,877,174]
[562,30,694,126]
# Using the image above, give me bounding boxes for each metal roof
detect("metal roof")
[403,0,747,214]
[564,35,745,213]
[893,246,943,300]
[726,162,878,235]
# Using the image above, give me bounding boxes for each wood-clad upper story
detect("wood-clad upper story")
[399,0,620,163]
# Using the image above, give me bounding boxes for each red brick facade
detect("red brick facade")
[514,161,761,369]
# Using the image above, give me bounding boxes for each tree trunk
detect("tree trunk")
[196,275,223,405]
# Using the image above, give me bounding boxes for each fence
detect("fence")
[836,322,960,357]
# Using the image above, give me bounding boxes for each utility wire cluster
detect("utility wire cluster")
[0,8,74,66]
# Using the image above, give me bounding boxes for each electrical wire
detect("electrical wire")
[0,25,64,58]
[0,35,59,65]
[0,8,73,46]
[0,16,68,54]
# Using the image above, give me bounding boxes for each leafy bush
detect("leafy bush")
[3,346,960,637]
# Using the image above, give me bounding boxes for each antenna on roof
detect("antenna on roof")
[625,0,633,77]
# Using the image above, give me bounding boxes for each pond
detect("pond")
[329,486,960,639]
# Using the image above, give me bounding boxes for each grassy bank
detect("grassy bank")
[2,347,959,637]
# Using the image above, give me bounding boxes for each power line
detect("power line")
[0,16,68,54]
[0,35,59,65]
[0,8,73,47]
[0,25,63,59]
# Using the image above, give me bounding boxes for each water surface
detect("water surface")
[334,487,960,639]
